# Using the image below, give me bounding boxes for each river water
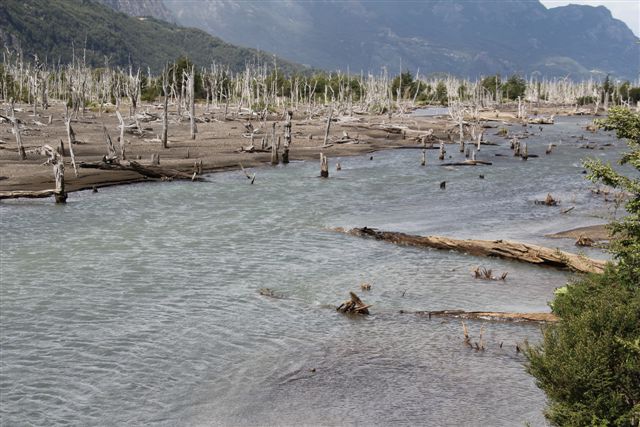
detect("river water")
[0,116,626,426]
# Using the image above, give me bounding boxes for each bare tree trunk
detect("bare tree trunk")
[7,100,26,160]
[189,66,197,140]
[283,110,292,164]
[114,110,127,160]
[322,107,333,147]
[102,126,117,161]
[162,71,169,149]
[63,106,79,177]
[270,122,278,165]
[33,144,67,203]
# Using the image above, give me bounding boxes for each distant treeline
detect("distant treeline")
[2,53,638,114]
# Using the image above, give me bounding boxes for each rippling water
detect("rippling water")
[0,116,627,426]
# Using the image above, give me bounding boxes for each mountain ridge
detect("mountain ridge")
[0,0,305,74]
[160,0,639,79]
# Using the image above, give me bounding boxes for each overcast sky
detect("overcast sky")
[540,0,640,36]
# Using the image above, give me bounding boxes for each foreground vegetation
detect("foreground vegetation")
[527,107,640,426]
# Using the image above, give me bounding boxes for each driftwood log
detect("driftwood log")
[79,160,204,181]
[401,309,557,323]
[440,160,492,166]
[0,189,59,200]
[337,227,606,274]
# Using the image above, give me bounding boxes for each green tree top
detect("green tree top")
[583,106,640,284]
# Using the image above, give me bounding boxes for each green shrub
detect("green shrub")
[526,271,640,426]
[527,107,640,426]
[503,74,526,100]
[435,81,448,106]
[577,95,596,106]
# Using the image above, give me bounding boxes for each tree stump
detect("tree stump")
[336,292,371,315]
[320,153,329,178]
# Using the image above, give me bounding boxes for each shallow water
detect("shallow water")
[0,116,628,426]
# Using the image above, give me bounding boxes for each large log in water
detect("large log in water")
[400,309,557,323]
[338,227,606,274]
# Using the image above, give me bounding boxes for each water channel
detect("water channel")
[0,116,625,425]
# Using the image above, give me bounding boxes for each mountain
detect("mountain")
[95,0,174,22]
[163,0,640,79]
[0,0,303,73]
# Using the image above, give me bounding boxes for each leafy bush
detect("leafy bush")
[629,88,640,104]
[435,81,448,106]
[502,75,526,100]
[527,272,640,426]
[481,74,501,99]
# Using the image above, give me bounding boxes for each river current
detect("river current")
[0,116,626,426]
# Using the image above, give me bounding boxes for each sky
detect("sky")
[540,0,640,36]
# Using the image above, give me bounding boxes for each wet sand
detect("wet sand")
[546,224,611,241]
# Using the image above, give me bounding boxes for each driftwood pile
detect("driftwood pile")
[473,266,508,281]
[338,227,606,274]
[535,193,559,206]
[336,292,371,315]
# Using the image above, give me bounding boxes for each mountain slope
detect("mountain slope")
[0,0,303,73]
[96,0,174,22]
[164,0,640,79]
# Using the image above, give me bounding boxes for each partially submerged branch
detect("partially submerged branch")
[400,309,558,323]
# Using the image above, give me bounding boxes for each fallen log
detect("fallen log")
[337,227,607,274]
[440,160,492,166]
[79,160,204,181]
[400,309,557,323]
[0,189,58,200]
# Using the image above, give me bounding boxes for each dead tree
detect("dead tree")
[270,122,278,165]
[64,109,79,177]
[187,65,197,140]
[323,107,333,147]
[115,110,127,160]
[283,110,292,164]
[126,67,141,116]
[161,70,169,149]
[448,100,465,152]
[5,100,26,160]
[102,126,118,162]
[39,144,66,203]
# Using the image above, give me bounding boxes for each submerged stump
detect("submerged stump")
[337,292,371,315]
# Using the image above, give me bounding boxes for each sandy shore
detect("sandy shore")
[0,102,455,194]
[545,224,612,241]
[0,102,573,196]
